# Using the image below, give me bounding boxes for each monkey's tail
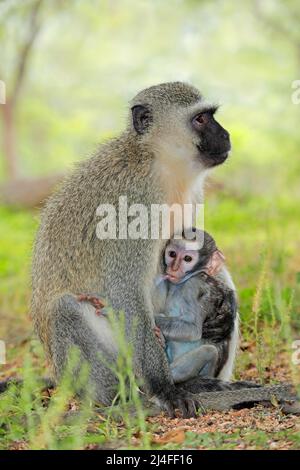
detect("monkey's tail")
[194,384,296,411]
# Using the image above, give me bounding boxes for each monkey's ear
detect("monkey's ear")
[131,105,152,134]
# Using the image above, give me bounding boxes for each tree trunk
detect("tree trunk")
[1,100,18,180]
[0,173,65,209]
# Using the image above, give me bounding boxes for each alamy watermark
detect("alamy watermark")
[0,80,6,104]
[291,80,300,104]
[0,340,6,364]
[95,196,205,243]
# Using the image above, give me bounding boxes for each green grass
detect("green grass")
[0,207,38,341]
[0,330,150,450]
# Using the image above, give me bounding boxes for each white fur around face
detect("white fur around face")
[150,102,212,207]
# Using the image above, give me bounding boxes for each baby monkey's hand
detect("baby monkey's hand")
[154,325,166,349]
[205,249,225,276]
[77,294,106,317]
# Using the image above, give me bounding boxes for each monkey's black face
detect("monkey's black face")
[192,109,231,168]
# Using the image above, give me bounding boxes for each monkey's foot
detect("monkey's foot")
[77,294,105,316]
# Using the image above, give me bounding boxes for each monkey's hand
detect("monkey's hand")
[154,325,166,349]
[77,294,106,317]
[205,249,225,276]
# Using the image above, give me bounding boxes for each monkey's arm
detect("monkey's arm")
[202,310,235,342]
[202,285,237,342]
[155,315,202,342]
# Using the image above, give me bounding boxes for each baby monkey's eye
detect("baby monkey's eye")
[184,255,193,262]
[168,251,176,258]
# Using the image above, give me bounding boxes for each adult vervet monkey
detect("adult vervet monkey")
[32,82,248,418]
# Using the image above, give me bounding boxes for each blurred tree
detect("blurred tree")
[254,0,300,67]
[0,0,43,179]
[0,0,299,206]
[0,0,70,207]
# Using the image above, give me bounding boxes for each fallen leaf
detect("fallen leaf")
[152,429,185,444]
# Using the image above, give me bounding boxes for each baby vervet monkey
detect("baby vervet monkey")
[152,230,236,384]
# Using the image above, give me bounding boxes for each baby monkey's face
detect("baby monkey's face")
[164,242,200,283]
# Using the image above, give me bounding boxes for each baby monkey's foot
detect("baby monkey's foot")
[77,294,105,317]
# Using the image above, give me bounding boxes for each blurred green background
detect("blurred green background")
[0,0,299,374]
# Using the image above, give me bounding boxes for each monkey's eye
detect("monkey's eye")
[168,251,176,258]
[184,255,193,262]
[194,112,210,126]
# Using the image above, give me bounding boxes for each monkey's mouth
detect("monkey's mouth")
[165,273,180,283]
[196,145,230,167]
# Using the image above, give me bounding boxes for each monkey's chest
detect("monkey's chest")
[165,285,195,320]
[165,284,203,363]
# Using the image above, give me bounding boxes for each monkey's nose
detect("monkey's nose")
[172,260,180,271]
